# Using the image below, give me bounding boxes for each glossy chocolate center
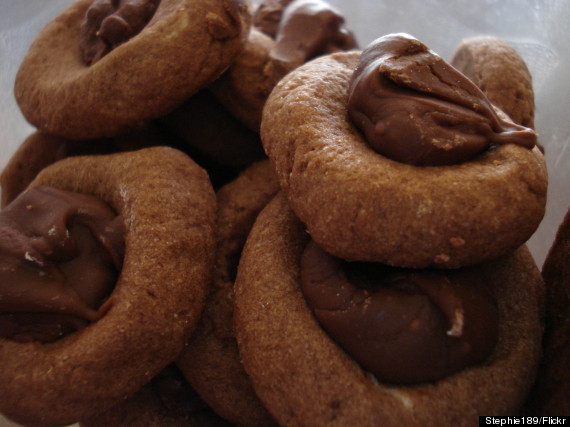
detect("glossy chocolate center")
[347,33,537,166]
[255,0,357,71]
[80,0,161,65]
[0,186,124,343]
[274,0,357,64]
[300,240,499,384]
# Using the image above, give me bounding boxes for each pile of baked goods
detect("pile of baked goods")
[0,0,567,425]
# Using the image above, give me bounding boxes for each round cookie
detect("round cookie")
[526,207,570,415]
[177,160,280,426]
[0,147,216,426]
[261,48,547,269]
[210,0,358,131]
[234,193,544,426]
[451,36,535,129]
[14,0,251,139]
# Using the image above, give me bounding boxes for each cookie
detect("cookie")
[14,0,251,139]
[210,0,358,131]
[261,0,357,84]
[234,193,544,425]
[526,208,570,415]
[261,35,547,269]
[451,36,535,128]
[0,147,216,426]
[177,160,280,426]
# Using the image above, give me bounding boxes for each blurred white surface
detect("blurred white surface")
[0,0,569,426]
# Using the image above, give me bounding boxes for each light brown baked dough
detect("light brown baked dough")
[177,160,279,426]
[14,0,251,139]
[261,51,548,269]
[526,207,570,415]
[451,36,535,128]
[0,147,216,426]
[234,193,544,426]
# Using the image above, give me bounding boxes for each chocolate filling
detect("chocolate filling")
[253,0,295,37]
[300,240,499,384]
[347,33,537,166]
[80,0,162,65]
[0,186,124,343]
[255,0,358,71]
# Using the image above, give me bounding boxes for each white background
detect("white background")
[1,0,569,425]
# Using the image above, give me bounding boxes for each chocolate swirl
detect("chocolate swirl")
[300,240,499,384]
[0,186,124,343]
[80,0,161,65]
[347,33,537,166]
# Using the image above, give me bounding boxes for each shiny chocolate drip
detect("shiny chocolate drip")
[300,240,499,384]
[80,0,161,65]
[0,186,124,343]
[347,33,537,166]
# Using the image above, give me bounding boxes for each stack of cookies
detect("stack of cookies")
[234,33,550,425]
[0,0,566,426]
